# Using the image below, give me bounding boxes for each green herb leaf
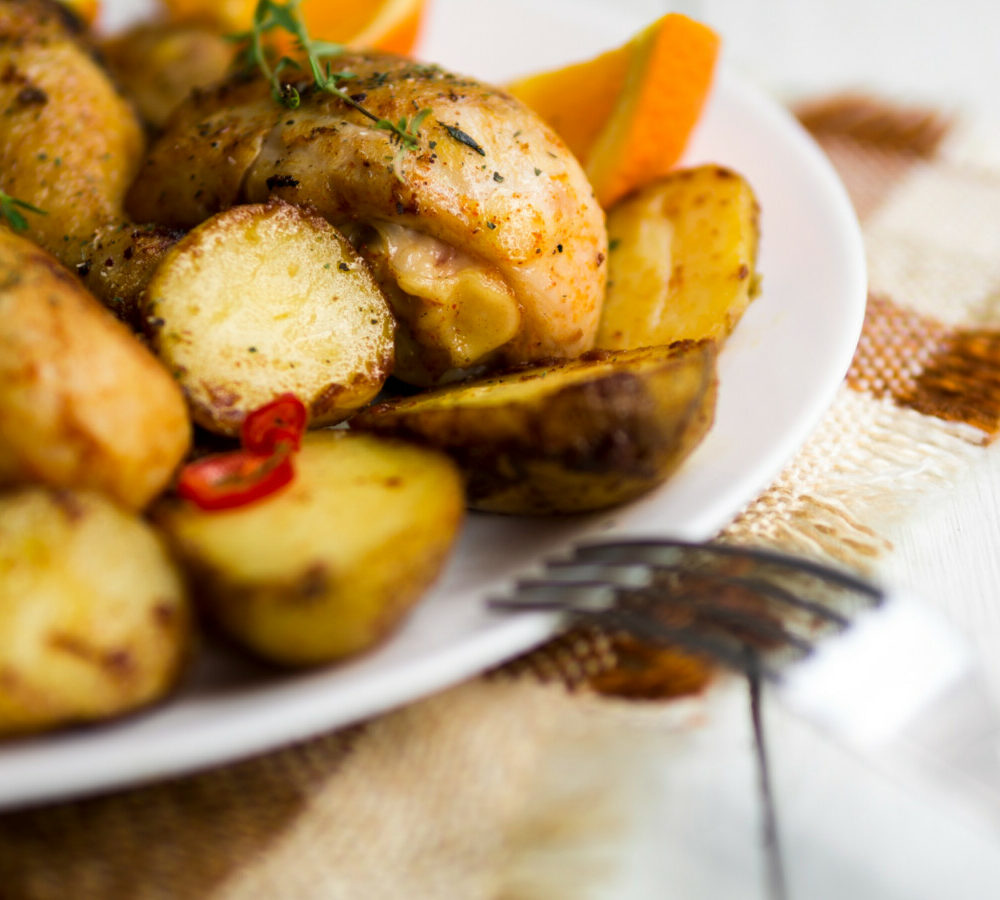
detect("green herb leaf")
[0,190,47,233]
[229,0,431,152]
[440,122,486,156]
[310,40,344,58]
[410,108,432,133]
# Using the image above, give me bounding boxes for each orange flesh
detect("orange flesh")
[507,14,720,209]
[588,15,720,207]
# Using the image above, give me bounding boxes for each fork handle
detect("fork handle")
[883,668,1000,832]
[779,590,1000,832]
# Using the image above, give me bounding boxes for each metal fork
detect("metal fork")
[493,540,877,685]
[490,539,1000,839]
[490,539,1000,899]
[491,539,975,740]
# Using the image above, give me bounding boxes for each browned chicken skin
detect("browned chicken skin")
[127,55,608,383]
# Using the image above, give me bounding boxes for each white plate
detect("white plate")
[0,0,866,810]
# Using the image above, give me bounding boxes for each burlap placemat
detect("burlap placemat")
[3,94,1000,899]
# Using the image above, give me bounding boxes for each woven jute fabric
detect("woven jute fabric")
[4,94,1000,898]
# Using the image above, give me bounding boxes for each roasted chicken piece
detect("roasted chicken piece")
[127,55,608,384]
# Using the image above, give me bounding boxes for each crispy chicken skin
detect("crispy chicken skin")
[127,55,608,383]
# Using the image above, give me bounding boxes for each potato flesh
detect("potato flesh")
[0,228,191,510]
[144,201,395,435]
[596,165,760,349]
[0,488,191,736]
[352,343,718,514]
[154,431,465,666]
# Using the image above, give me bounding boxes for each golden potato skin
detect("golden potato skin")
[144,200,395,436]
[101,22,236,130]
[351,342,718,514]
[78,223,185,329]
[0,227,191,509]
[596,166,761,350]
[0,487,192,737]
[0,0,143,257]
[0,0,182,321]
[154,431,464,667]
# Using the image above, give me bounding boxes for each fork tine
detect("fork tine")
[491,539,888,687]
[492,576,805,678]
[670,596,816,655]
[501,575,814,657]
[488,592,783,682]
[597,606,782,680]
[493,581,619,613]
[571,539,884,604]
[548,557,852,627]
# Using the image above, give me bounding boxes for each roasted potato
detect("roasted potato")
[143,200,395,436]
[76,222,184,329]
[154,431,464,667]
[0,227,191,509]
[351,342,717,514]
[101,22,236,131]
[595,165,760,350]
[0,0,143,258]
[0,0,186,320]
[0,487,192,737]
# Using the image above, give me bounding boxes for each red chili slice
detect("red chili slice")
[176,449,295,511]
[240,393,308,454]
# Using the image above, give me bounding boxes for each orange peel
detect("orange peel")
[59,0,99,25]
[161,0,426,55]
[507,14,720,208]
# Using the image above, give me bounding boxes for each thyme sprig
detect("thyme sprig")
[0,190,46,233]
[231,0,431,150]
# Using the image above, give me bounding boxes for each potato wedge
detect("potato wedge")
[154,431,464,667]
[143,200,395,436]
[351,342,717,514]
[595,165,760,350]
[0,487,192,737]
[0,227,191,510]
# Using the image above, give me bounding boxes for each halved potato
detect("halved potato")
[153,431,464,667]
[0,487,192,737]
[595,165,760,350]
[351,342,717,515]
[0,227,191,510]
[143,199,395,436]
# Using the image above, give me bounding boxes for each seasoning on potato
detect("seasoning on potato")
[0,226,191,510]
[0,487,192,737]
[154,431,465,667]
[143,199,396,436]
[351,341,718,515]
[596,165,761,350]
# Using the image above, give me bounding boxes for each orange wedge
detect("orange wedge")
[162,0,426,56]
[507,14,720,209]
[303,0,424,54]
[59,0,99,25]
